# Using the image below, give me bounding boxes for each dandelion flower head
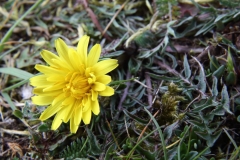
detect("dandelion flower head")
[30,35,118,133]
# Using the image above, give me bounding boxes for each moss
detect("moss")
[154,82,186,125]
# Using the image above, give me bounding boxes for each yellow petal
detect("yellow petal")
[91,90,98,101]
[82,96,88,105]
[68,48,82,72]
[70,115,78,133]
[52,58,72,71]
[55,38,70,63]
[32,96,53,105]
[39,104,62,121]
[74,100,83,126]
[92,59,118,76]
[33,88,61,97]
[92,82,106,91]
[97,75,111,84]
[82,108,91,124]
[40,50,60,67]
[43,82,66,92]
[92,100,100,115]
[30,75,50,87]
[77,35,89,66]
[62,103,75,123]
[62,96,75,105]
[87,44,101,67]
[52,93,65,106]
[99,86,114,96]
[82,96,91,112]
[47,74,65,82]
[51,108,66,130]
[35,64,64,75]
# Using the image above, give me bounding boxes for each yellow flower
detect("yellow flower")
[30,35,118,133]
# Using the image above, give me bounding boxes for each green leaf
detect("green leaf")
[212,65,225,79]
[105,33,128,51]
[38,123,50,132]
[195,19,215,36]
[237,115,240,123]
[123,110,149,124]
[2,79,30,92]
[143,107,168,160]
[13,109,23,119]
[184,151,198,160]
[167,20,177,38]
[135,145,156,160]
[49,134,71,151]
[104,143,116,160]
[103,50,125,58]
[227,48,234,72]
[1,92,16,111]
[178,126,190,160]
[211,107,225,116]
[198,67,206,93]
[60,137,90,159]
[195,130,222,147]
[174,17,200,38]
[191,56,206,93]
[192,147,211,160]
[0,67,34,80]
[33,18,48,29]
[209,55,220,72]
[199,112,214,125]
[187,120,205,131]
[138,41,162,58]
[15,47,36,68]
[221,85,233,115]
[164,121,179,140]
[192,98,218,112]
[86,128,102,155]
[225,71,237,85]
[167,147,177,160]
[165,52,178,69]
[183,54,191,79]
[211,76,218,98]
[134,30,156,48]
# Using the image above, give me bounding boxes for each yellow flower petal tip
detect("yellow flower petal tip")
[30,35,118,133]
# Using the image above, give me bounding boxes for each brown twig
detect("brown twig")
[0,0,18,30]
[155,60,191,85]
[152,0,157,13]
[165,45,205,54]
[145,73,153,108]
[102,0,129,35]
[189,45,212,64]
[117,70,131,111]
[106,120,121,150]
[137,110,159,142]
[80,0,112,41]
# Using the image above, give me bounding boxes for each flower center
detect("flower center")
[63,71,95,99]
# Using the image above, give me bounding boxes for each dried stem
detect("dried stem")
[80,0,112,41]
[117,70,131,111]
[102,0,129,35]
[145,72,153,107]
